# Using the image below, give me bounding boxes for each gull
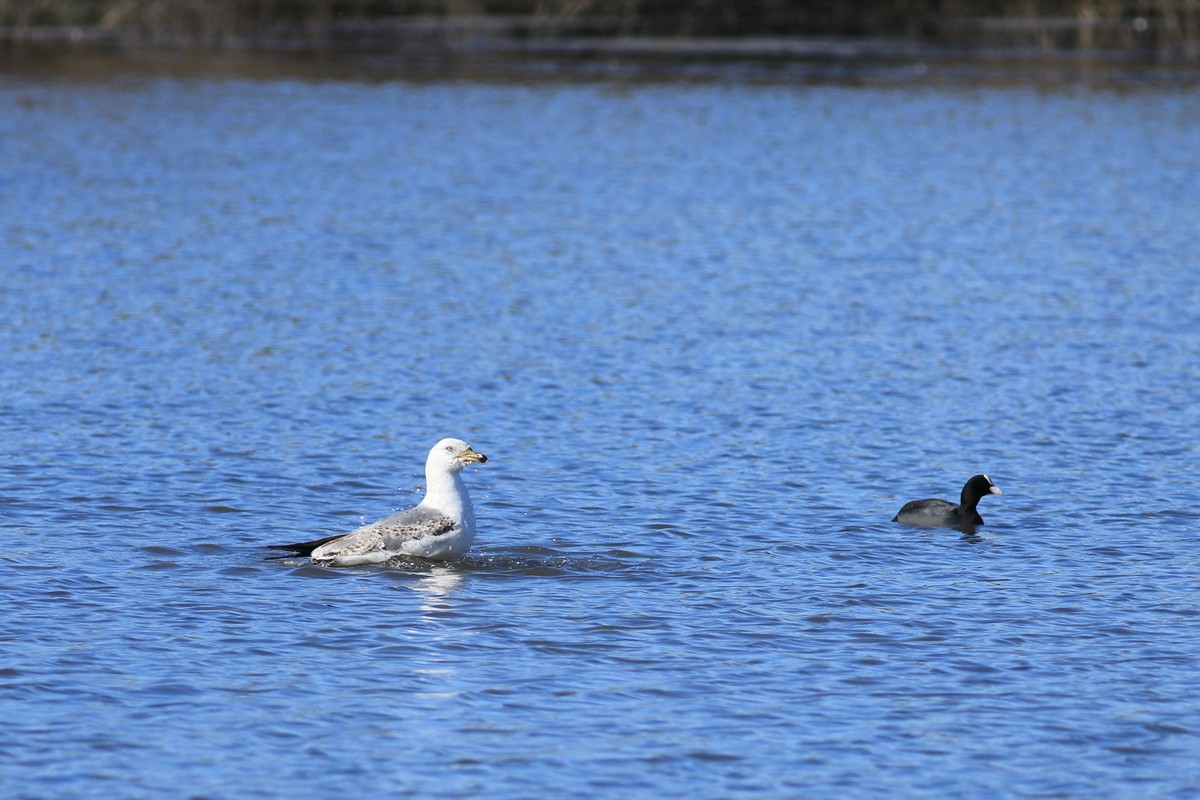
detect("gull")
[269,438,487,565]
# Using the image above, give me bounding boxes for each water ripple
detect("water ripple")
[2,71,1199,800]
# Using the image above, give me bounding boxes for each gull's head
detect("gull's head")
[429,438,488,473]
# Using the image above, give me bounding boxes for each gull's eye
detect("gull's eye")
[445,445,455,453]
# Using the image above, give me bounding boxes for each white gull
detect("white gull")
[269,438,487,566]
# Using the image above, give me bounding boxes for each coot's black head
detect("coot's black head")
[961,474,1003,507]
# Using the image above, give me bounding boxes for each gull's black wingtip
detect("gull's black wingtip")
[265,534,344,558]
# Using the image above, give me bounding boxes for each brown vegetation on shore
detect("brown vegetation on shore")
[1,0,1197,57]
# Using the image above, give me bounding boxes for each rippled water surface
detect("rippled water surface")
[2,62,1199,798]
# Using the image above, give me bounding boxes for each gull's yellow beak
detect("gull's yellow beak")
[459,446,488,465]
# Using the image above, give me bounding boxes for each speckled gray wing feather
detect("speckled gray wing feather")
[269,505,456,559]
[372,515,457,550]
[311,505,457,561]
[309,526,386,560]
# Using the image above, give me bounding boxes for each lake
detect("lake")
[2,53,1199,798]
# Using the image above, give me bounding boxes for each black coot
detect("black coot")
[893,474,1003,529]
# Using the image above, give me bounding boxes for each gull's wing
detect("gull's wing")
[373,514,457,550]
[310,525,386,561]
[268,504,456,560]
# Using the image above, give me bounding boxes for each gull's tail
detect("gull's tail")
[266,534,344,558]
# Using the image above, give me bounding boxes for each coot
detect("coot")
[893,474,1003,529]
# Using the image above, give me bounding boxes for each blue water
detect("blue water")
[2,62,1200,798]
